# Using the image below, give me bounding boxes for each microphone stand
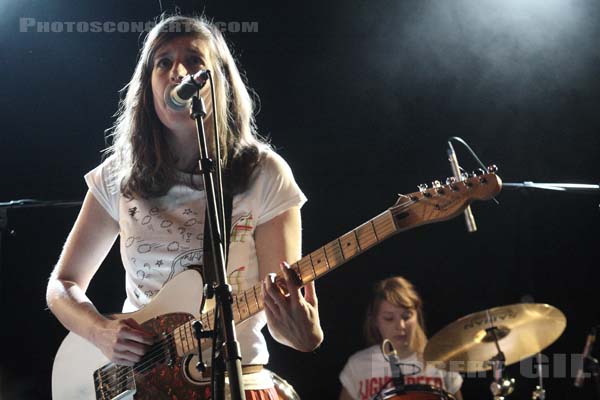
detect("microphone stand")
[190,82,245,400]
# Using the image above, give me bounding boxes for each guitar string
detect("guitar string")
[94,197,431,390]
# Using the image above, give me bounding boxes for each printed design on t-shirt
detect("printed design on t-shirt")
[177,227,197,244]
[125,235,169,253]
[133,287,159,301]
[128,206,139,220]
[132,259,167,301]
[136,206,174,233]
[131,256,159,300]
[121,199,206,304]
[160,219,174,232]
[230,213,254,243]
[170,248,203,282]
[357,373,444,400]
[228,266,247,291]
[183,217,201,227]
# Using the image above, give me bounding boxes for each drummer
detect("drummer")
[339,276,464,400]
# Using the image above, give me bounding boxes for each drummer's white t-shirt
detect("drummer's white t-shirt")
[339,345,463,400]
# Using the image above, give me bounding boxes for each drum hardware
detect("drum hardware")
[531,353,545,400]
[377,384,455,399]
[424,303,566,400]
[482,310,515,400]
[384,339,406,394]
[487,354,515,400]
[573,325,600,399]
[372,339,406,400]
[579,356,600,399]
[372,340,453,400]
[489,376,515,400]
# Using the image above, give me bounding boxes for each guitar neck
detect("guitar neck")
[290,208,400,284]
[173,171,502,355]
[195,208,401,333]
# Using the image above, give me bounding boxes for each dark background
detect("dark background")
[1,1,599,399]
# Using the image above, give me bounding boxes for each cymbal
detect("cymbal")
[423,303,566,372]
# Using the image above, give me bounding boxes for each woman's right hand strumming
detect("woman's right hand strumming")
[92,317,155,366]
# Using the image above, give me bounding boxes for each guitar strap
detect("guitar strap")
[201,191,233,285]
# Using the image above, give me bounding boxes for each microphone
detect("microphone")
[164,69,210,111]
[575,327,597,388]
[447,142,477,232]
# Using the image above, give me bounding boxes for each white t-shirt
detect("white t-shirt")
[339,345,463,400]
[85,150,307,388]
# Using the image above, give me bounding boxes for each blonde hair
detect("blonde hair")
[106,14,269,198]
[364,276,428,354]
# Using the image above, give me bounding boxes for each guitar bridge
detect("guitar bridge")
[93,363,136,400]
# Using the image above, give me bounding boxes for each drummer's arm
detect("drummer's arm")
[338,387,353,400]
[454,389,464,400]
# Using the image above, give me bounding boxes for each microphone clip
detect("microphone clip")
[382,339,405,393]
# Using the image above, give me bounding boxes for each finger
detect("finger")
[264,273,288,309]
[303,280,318,307]
[280,262,302,303]
[121,319,155,344]
[114,350,142,365]
[262,294,278,320]
[117,326,154,346]
[123,318,155,337]
[262,280,281,318]
[115,338,150,356]
[123,351,143,364]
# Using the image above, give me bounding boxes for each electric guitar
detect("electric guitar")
[51,168,502,399]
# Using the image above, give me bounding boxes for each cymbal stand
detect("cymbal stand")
[485,311,515,400]
[531,353,546,400]
[582,354,600,400]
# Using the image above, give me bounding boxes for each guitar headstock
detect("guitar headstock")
[390,165,502,230]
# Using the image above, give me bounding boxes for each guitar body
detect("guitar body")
[52,269,210,400]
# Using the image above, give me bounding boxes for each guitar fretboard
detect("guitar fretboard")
[166,171,502,357]
[172,209,400,356]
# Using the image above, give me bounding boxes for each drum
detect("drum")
[378,384,455,400]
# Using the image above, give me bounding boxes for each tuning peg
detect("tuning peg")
[474,168,489,183]
[460,171,469,181]
[431,180,444,194]
[417,183,428,193]
[487,164,498,173]
[445,177,460,191]
[463,172,474,187]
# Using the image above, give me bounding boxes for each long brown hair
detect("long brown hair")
[363,276,428,354]
[106,15,269,198]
